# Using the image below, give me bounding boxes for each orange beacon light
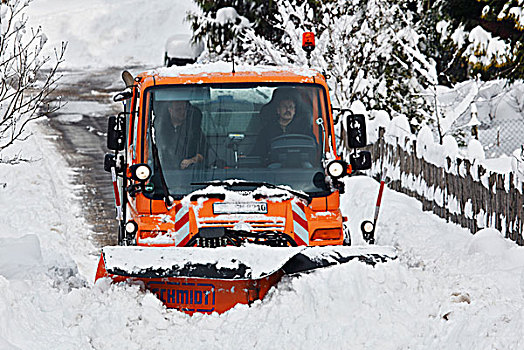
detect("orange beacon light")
[302,32,315,53]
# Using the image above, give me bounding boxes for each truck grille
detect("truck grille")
[198,218,286,233]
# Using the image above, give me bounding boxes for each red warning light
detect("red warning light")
[302,32,315,53]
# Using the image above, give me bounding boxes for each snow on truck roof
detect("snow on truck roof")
[142,61,323,81]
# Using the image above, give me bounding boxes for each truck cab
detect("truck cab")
[107,63,371,250]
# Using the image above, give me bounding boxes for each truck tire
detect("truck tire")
[343,223,351,246]
[118,225,125,246]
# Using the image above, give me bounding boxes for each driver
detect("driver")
[252,94,313,157]
[158,100,206,169]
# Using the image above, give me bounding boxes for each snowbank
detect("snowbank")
[0,123,96,277]
[27,0,198,68]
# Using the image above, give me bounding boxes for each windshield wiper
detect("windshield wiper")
[191,180,311,203]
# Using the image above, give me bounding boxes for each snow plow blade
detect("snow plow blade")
[95,245,396,314]
[281,245,397,274]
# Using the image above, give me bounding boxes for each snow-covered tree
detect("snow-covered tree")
[441,0,523,81]
[239,0,439,131]
[189,6,252,61]
[0,0,65,164]
[417,0,524,146]
[190,0,522,144]
[192,1,439,130]
[188,0,332,57]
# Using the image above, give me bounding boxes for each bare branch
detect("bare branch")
[0,1,65,164]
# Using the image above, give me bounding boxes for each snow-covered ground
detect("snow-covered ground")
[1,122,523,349]
[0,1,521,349]
[27,0,198,68]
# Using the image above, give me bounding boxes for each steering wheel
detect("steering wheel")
[268,134,318,167]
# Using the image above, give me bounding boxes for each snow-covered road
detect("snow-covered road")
[44,67,139,246]
[0,0,521,348]
[1,120,523,349]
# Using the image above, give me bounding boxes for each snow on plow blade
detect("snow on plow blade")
[281,245,397,274]
[96,245,396,314]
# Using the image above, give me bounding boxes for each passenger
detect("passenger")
[158,100,206,169]
[252,92,313,158]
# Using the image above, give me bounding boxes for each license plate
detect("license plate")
[213,202,267,214]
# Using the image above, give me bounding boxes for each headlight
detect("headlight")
[360,220,375,244]
[125,220,138,234]
[130,163,151,182]
[135,165,151,181]
[361,220,374,234]
[327,160,347,179]
[311,228,342,240]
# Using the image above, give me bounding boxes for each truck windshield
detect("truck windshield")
[145,83,331,197]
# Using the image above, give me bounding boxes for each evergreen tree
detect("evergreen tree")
[190,0,516,141]
[189,0,337,58]
[441,0,523,80]
[191,0,442,132]
[188,0,278,57]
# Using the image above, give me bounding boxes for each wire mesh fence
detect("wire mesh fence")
[478,118,524,158]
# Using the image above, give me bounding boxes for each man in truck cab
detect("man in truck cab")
[252,88,315,164]
[157,100,206,169]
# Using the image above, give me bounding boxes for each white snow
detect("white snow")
[436,79,479,136]
[508,6,524,27]
[55,113,83,124]
[465,103,481,127]
[215,7,250,29]
[26,0,198,68]
[442,134,459,159]
[1,122,524,349]
[0,235,43,280]
[150,61,320,78]
[1,1,523,349]
[103,245,397,279]
[165,34,204,60]
[180,183,301,208]
[386,114,412,148]
[483,156,513,174]
[58,101,112,116]
[416,125,439,163]
[104,245,305,278]
[512,148,524,183]
[467,139,486,161]
[465,26,512,66]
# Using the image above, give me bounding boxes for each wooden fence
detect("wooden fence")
[356,128,524,245]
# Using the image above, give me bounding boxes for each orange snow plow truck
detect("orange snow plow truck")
[95,62,396,314]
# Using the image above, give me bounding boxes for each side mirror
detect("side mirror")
[104,153,125,173]
[104,154,115,172]
[346,114,367,148]
[113,89,132,103]
[350,151,372,171]
[122,70,134,88]
[107,116,125,151]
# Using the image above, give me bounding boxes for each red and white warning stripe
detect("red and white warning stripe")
[111,167,122,220]
[174,203,191,246]
[291,201,309,246]
[373,179,385,224]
